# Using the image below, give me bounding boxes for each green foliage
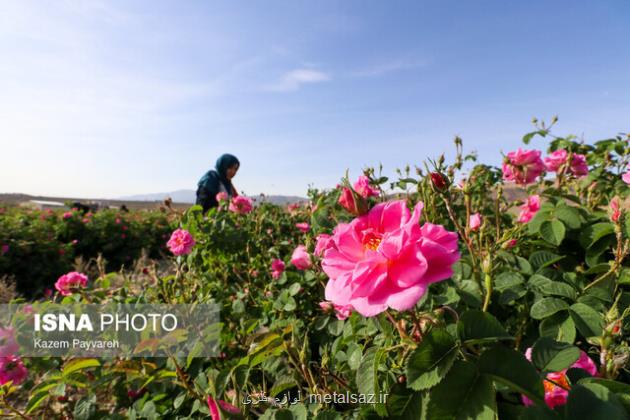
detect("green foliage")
[3,122,630,418]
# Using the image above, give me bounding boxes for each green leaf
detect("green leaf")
[494,272,525,292]
[569,303,604,338]
[578,378,630,413]
[457,310,513,344]
[580,223,615,248]
[539,220,566,246]
[529,251,564,270]
[478,346,544,405]
[62,359,101,377]
[406,328,458,391]
[530,298,569,320]
[555,206,582,229]
[530,277,577,300]
[566,383,629,420]
[531,337,580,372]
[356,347,385,399]
[347,344,362,370]
[26,393,50,414]
[425,360,497,420]
[385,384,424,419]
[73,394,97,420]
[539,311,576,344]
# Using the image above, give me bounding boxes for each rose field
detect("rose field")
[1,122,630,419]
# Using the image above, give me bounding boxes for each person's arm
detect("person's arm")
[196,173,220,211]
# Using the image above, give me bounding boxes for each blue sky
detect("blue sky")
[1,0,629,198]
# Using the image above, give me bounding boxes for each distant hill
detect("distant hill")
[118,190,306,205]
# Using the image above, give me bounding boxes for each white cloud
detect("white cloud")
[264,68,331,92]
[351,58,431,78]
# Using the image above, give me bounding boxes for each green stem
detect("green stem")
[482,273,492,312]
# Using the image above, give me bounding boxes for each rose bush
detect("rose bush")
[0,119,629,419]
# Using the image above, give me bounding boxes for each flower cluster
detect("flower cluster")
[503,148,589,185]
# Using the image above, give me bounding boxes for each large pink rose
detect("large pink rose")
[55,271,88,296]
[229,196,253,214]
[522,348,597,409]
[291,245,312,270]
[622,164,630,184]
[322,200,460,317]
[353,175,380,198]
[517,195,541,223]
[166,228,195,256]
[0,355,28,385]
[502,148,545,185]
[544,149,589,177]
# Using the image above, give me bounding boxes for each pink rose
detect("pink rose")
[469,213,482,231]
[314,233,333,257]
[522,348,597,409]
[0,328,18,357]
[291,245,312,270]
[0,355,28,386]
[166,228,195,256]
[62,211,73,220]
[333,303,353,320]
[322,200,460,317]
[570,153,589,177]
[502,148,545,185]
[353,175,380,198]
[216,192,228,202]
[270,258,285,279]
[544,149,589,177]
[544,149,568,172]
[229,196,253,214]
[295,222,310,233]
[623,164,630,184]
[54,271,88,296]
[1,245,8,255]
[517,195,541,223]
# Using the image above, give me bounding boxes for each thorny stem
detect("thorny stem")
[385,310,409,341]
[0,400,32,420]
